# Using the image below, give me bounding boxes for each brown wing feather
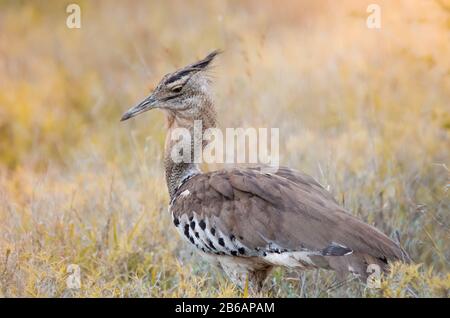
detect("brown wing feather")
[170,167,409,275]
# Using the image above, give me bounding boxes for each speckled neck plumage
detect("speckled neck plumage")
[164,98,216,199]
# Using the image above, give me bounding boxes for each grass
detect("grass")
[0,0,449,297]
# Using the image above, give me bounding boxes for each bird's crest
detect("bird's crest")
[163,50,221,86]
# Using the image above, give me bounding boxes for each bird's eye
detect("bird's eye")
[171,85,183,93]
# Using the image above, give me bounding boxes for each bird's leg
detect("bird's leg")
[247,275,264,296]
[221,264,272,296]
[221,264,248,291]
[247,268,272,296]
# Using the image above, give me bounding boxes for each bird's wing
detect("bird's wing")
[170,167,407,265]
[248,165,340,206]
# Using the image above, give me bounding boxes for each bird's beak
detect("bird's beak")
[120,94,157,121]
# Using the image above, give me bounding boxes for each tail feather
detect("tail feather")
[326,247,411,281]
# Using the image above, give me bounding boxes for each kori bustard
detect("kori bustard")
[121,51,409,292]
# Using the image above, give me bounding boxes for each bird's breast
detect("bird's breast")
[170,208,253,257]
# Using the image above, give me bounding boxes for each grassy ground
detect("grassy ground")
[0,0,449,297]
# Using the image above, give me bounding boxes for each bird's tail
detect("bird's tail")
[326,245,411,281]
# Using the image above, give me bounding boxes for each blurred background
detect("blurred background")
[0,0,448,297]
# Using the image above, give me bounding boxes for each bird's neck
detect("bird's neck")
[164,101,216,199]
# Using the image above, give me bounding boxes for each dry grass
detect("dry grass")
[0,0,449,297]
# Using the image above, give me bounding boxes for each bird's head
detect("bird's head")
[121,50,220,123]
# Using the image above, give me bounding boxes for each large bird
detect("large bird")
[121,50,410,292]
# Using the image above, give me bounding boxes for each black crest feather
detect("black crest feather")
[190,49,222,69]
[164,50,221,85]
